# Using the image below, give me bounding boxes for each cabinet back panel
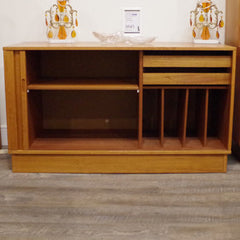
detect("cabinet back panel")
[39,51,139,79]
[208,89,229,141]
[41,91,138,130]
[164,90,179,137]
[187,90,198,137]
[143,89,159,137]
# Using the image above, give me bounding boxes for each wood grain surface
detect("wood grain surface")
[3,46,236,174]
[143,73,231,85]
[143,55,232,68]
[0,154,239,239]
[3,42,236,51]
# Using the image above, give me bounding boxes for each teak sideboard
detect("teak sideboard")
[3,42,236,173]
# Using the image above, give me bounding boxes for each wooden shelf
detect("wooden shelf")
[142,137,226,151]
[29,137,226,152]
[28,78,139,91]
[30,138,139,150]
[143,86,229,90]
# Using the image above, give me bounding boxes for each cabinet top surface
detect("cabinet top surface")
[3,42,236,51]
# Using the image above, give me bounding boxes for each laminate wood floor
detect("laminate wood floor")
[0,154,239,240]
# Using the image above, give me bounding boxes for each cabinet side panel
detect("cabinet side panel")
[217,51,236,150]
[233,50,240,145]
[4,51,19,150]
[228,50,237,149]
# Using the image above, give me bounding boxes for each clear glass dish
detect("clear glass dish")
[93,32,156,44]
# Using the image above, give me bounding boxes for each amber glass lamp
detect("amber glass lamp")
[45,0,79,42]
[190,0,224,43]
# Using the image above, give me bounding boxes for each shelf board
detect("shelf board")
[28,78,139,91]
[30,137,226,152]
[30,138,139,150]
[143,86,229,90]
[3,42,236,51]
[142,137,226,151]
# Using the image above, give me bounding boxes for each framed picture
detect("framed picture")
[123,8,142,35]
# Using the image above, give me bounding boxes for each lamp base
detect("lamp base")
[193,39,220,44]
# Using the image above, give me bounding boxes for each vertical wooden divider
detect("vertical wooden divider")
[198,89,209,146]
[138,51,143,148]
[178,89,189,146]
[159,89,164,146]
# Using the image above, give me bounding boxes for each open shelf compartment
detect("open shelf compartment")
[142,86,230,151]
[28,90,139,150]
[26,50,139,90]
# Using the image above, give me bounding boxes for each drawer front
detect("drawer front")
[143,55,232,68]
[143,73,231,85]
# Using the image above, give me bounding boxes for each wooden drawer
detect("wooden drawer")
[143,55,232,68]
[143,73,231,85]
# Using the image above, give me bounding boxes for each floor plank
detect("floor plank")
[0,154,239,240]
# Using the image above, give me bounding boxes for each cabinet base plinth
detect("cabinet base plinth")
[12,154,228,173]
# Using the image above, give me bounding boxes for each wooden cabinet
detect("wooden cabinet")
[3,43,236,173]
[226,0,240,151]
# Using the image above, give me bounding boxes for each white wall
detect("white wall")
[0,0,226,145]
